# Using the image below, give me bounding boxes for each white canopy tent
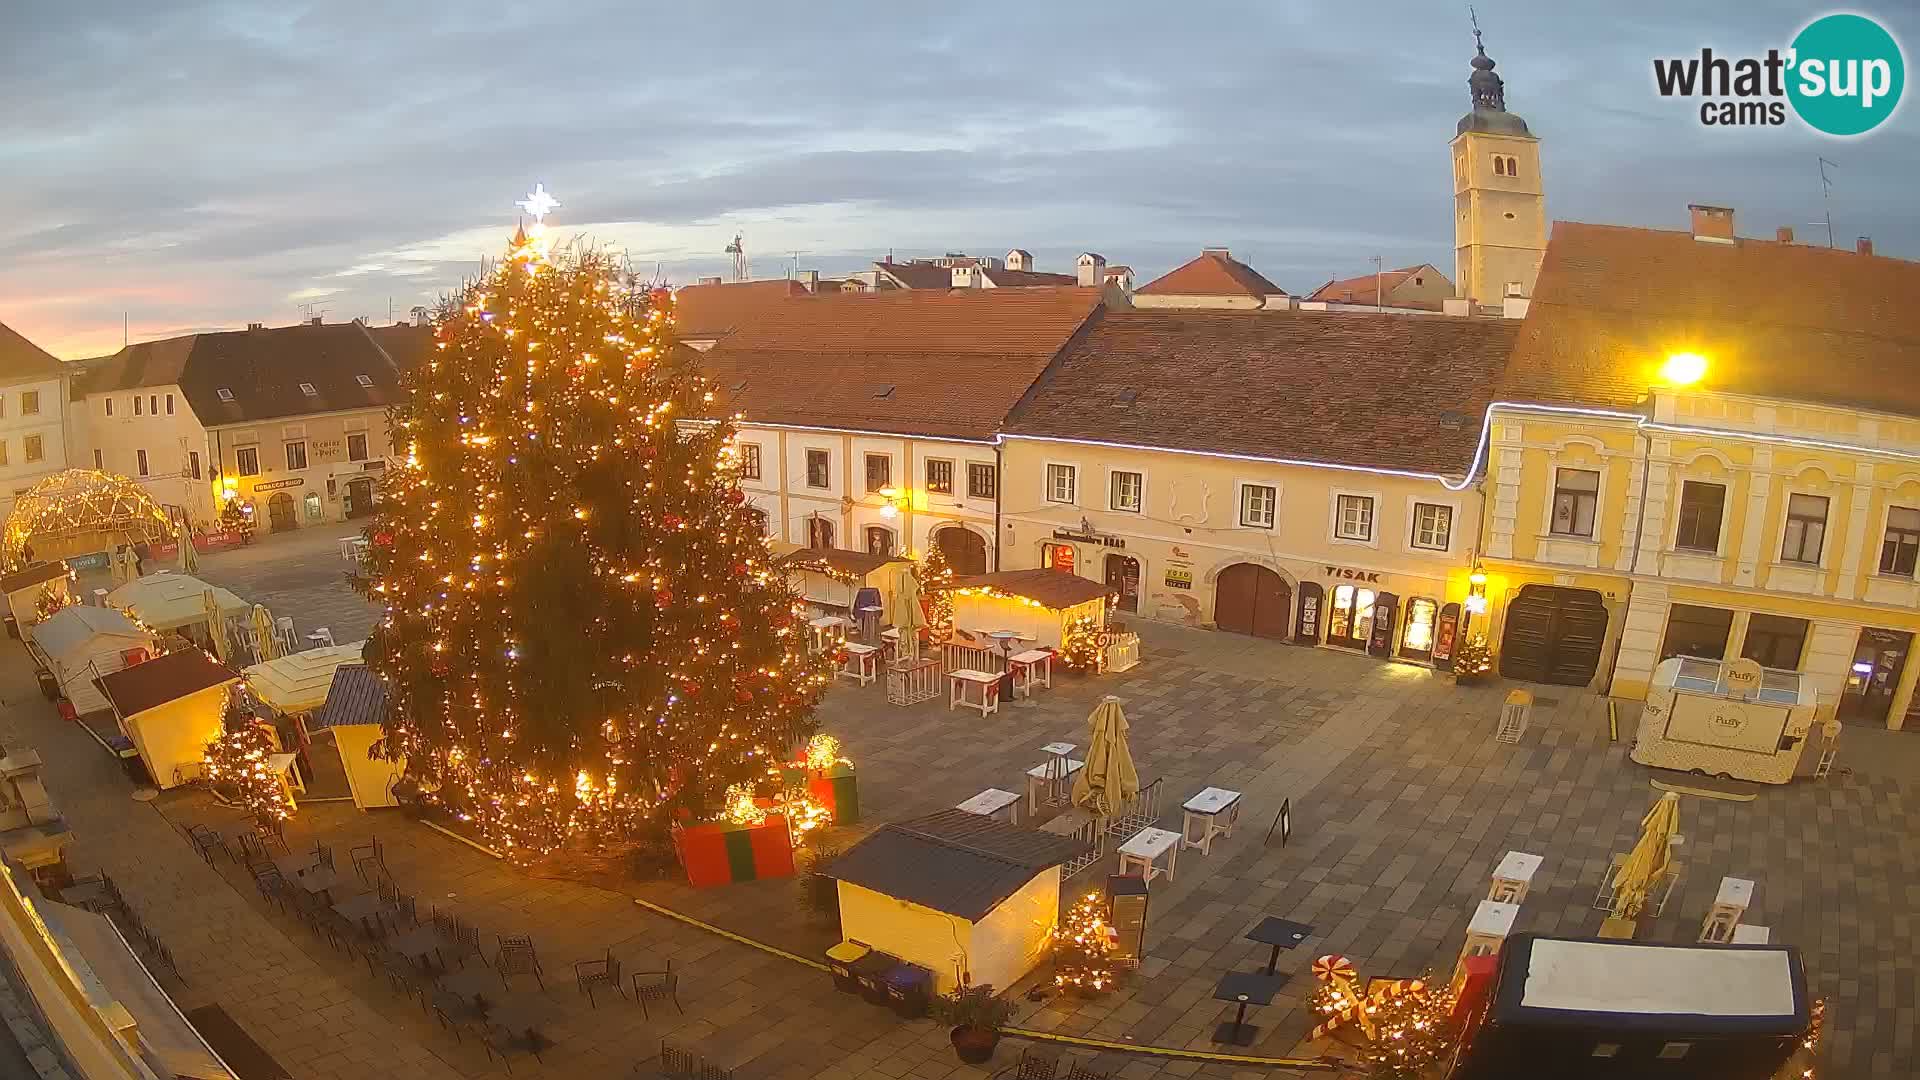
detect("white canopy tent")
[26,606,153,715]
[106,573,248,646]
[242,641,368,717]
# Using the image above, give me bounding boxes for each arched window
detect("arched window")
[1493,156,1506,176]
[1505,156,1521,178]
[864,526,895,557]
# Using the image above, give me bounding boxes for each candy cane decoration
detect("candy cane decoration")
[1310,954,1377,1040]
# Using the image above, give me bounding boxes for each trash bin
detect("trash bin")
[36,669,60,701]
[825,940,870,994]
[883,962,931,1019]
[849,950,897,1006]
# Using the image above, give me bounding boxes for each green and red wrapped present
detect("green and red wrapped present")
[673,814,794,887]
[807,762,859,826]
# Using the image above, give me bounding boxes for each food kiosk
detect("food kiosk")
[1632,657,1822,784]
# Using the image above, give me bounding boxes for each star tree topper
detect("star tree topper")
[516,183,560,224]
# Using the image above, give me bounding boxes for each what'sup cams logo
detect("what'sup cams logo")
[1654,12,1905,135]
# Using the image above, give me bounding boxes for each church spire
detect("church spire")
[1468,9,1507,111]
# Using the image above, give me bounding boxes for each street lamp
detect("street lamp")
[1660,352,1708,386]
[877,485,906,519]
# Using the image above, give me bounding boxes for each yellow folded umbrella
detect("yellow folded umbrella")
[1072,695,1140,820]
[1610,792,1680,919]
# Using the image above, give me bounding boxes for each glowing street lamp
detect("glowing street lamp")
[877,485,904,519]
[1660,352,1708,386]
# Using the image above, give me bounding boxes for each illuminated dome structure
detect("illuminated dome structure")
[2,469,174,569]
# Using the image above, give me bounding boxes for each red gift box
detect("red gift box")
[673,813,794,887]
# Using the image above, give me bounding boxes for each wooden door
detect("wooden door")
[1105,554,1140,613]
[1214,563,1291,639]
[937,527,988,575]
[1499,585,1608,686]
[268,492,297,533]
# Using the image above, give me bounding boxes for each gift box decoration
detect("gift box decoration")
[674,813,795,887]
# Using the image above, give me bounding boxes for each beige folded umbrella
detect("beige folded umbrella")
[202,588,229,663]
[1610,792,1680,919]
[894,563,921,662]
[251,604,280,663]
[1072,695,1140,820]
[176,521,199,575]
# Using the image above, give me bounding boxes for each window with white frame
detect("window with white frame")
[1881,506,1920,577]
[967,462,997,500]
[1550,468,1600,537]
[24,436,43,463]
[236,446,260,476]
[21,391,38,415]
[1239,484,1276,528]
[737,442,761,480]
[285,440,308,471]
[1411,502,1452,550]
[1335,494,1374,541]
[1109,470,1143,513]
[925,458,953,495]
[1673,481,1726,552]
[805,449,831,489]
[1781,493,1828,564]
[1046,464,1076,504]
[864,453,891,493]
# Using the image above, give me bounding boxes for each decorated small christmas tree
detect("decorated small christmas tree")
[358,191,832,858]
[1452,633,1493,682]
[33,584,72,624]
[1058,614,1105,673]
[917,546,955,635]
[1354,981,1457,1079]
[202,689,293,824]
[1052,891,1118,993]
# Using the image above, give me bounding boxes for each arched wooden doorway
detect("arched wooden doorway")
[934,526,988,575]
[1213,563,1291,639]
[1105,554,1140,613]
[268,491,297,533]
[345,477,375,518]
[1499,585,1608,685]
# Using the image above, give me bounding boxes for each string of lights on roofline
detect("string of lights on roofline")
[362,184,831,857]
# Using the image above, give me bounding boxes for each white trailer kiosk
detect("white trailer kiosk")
[1452,934,1809,1079]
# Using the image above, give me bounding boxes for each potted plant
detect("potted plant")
[795,841,842,931]
[935,984,1014,1065]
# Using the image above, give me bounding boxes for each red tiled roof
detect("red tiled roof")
[702,287,1102,441]
[1006,309,1518,475]
[672,279,808,341]
[0,320,63,381]
[96,649,238,717]
[1136,250,1287,299]
[1502,222,1920,415]
[874,261,955,290]
[1306,266,1437,306]
[983,268,1078,287]
[367,323,434,370]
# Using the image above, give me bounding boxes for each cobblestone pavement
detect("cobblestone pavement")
[9,536,1917,1078]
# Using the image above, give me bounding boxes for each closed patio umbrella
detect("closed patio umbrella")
[1610,792,1680,919]
[1072,695,1140,820]
[894,563,921,662]
[251,604,280,663]
[202,588,229,663]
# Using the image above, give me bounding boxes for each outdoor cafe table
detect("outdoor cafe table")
[438,966,500,1009]
[484,993,559,1039]
[296,867,347,902]
[272,854,318,879]
[332,892,389,936]
[1117,827,1181,885]
[389,924,447,973]
[1026,758,1084,816]
[1212,970,1287,1046]
[1008,649,1053,697]
[955,787,1022,825]
[213,820,262,861]
[1181,786,1244,854]
[1244,917,1314,975]
[947,669,1001,716]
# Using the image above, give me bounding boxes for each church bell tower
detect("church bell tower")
[1450,26,1545,308]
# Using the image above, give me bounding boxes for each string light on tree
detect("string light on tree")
[1059,614,1105,673]
[1052,891,1119,993]
[356,188,832,859]
[202,687,293,825]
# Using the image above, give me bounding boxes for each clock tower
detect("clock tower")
[1450,29,1545,308]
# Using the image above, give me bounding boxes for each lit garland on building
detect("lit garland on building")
[357,191,832,859]
[1052,890,1119,993]
[202,687,293,824]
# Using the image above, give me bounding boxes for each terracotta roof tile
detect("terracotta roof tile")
[982,268,1078,287]
[1006,309,1518,475]
[702,287,1101,441]
[1503,222,1920,416]
[1136,250,1287,299]
[0,320,63,381]
[873,261,955,290]
[671,279,808,341]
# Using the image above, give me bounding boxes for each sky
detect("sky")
[3,1,1917,359]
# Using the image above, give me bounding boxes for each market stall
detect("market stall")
[306,664,406,808]
[939,569,1109,650]
[831,808,1084,994]
[94,650,242,789]
[26,605,152,715]
[1,469,173,569]
[244,640,368,792]
[106,574,248,654]
[775,549,912,627]
[1632,657,1821,784]
[1,561,71,640]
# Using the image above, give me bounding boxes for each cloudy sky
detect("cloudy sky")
[4,1,1916,358]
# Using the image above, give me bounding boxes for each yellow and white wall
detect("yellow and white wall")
[208,408,392,531]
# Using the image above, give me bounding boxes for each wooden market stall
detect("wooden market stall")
[1,561,71,640]
[940,569,1109,650]
[831,808,1085,995]
[775,548,912,625]
[94,650,242,789]
[243,641,369,794]
[305,664,405,808]
[106,574,248,653]
[1632,657,1824,784]
[25,605,153,715]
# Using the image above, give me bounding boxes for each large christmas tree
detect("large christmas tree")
[363,203,831,858]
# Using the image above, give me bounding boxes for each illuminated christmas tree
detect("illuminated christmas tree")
[1452,634,1493,682]
[360,191,832,859]
[203,690,293,825]
[1052,891,1118,993]
[1058,614,1105,673]
[1354,981,1456,1079]
[917,545,955,634]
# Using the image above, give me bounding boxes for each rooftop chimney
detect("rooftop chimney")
[951,265,980,289]
[799,269,819,292]
[1857,236,1875,256]
[1201,247,1231,258]
[1776,226,1794,244]
[697,275,723,286]
[247,322,265,331]
[1689,204,1736,245]
[309,316,323,326]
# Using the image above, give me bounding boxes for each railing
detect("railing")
[1104,633,1141,673]
[1041,808,1105,879]
[887,658,942,707]
[1104,777,1162,839]
[941,642,998,674]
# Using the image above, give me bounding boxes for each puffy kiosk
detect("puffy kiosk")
[1632,657,1822,784]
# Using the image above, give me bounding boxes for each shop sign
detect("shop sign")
[253,477,303,492]
[1324,565,1381,583]
[1164,567,1193,590]
[1171,545,1192,559]
[67,551,111,571]
[1723,658,1764,699]
[1053,526,1126,549]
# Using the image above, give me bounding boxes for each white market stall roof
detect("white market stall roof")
[243,640,368,715]
[29,605,146,667]
[107,574,248,631]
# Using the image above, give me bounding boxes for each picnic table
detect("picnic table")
[1117,827,1181,884]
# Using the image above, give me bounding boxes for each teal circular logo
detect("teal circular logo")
[1788,13,1905,136]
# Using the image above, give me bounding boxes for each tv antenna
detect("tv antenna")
[786,250,810,279]
[725,233,749,282]
[1813,157,1839,248]
[297,301,331,322]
